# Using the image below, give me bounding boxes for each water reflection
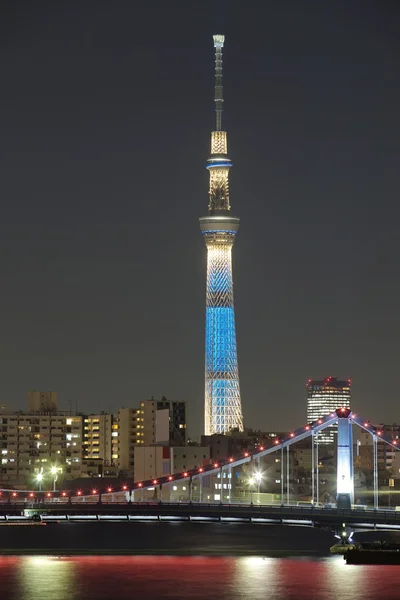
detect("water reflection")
[234,556,279,599]
[17,556,77,600]
[0,556,397,600]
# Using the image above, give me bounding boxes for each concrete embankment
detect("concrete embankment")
[0,522,336,556]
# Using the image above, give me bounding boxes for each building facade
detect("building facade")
[133,445,210,484]
[28,391,58,412]
[199,34,244,436]
[0,393,189,486]
[306,377,351,444]
[0,411,83,487]
[83,413,113,464]
[142,397,186,446]
[115,407,144,475]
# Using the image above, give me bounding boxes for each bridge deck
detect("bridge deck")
[3,503,400,530]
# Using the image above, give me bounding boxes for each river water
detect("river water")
[1,555,400,600]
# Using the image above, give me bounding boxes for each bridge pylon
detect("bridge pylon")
[336,408,354,509]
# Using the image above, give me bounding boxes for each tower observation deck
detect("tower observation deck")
[199,35,244,435]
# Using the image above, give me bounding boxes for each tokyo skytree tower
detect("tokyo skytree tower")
[200,35,244,435]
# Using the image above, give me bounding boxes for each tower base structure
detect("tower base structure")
[200,214,243,436]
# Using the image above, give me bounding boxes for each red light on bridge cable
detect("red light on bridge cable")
[244,452,249,457]
[12,492,17,497]
[305,425,310,431]
[393,440,398,445]
[289,433,295,438]
[77,490,82,496]
[259,446,264,451]
[168,475,173,480]
[183,472,188,477]
[153,480,158,485]
[46,492,51,497]
[92,489,97,495]
[107,487,113,493]
[364,422,369,427]
[317,419,322,424]
[214,463,219,468]
[377,431,382,436]
[29,493,34,498]
[229,458,233,463]
[137,483,143,488]
[198,468,203,473]
[61,492,67,497]
[274,439,280,445]
[122,485,127,491]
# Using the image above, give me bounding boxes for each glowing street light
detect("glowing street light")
[50,466,61,492]
[254,471,263,502]
[36,471,43,492]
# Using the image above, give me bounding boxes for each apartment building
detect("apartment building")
[115,407,144,475]
[114,398,187,476]
[0,412,83,487]
[142,397,186,446]
[0,393,190,486]
[83,413,113,464]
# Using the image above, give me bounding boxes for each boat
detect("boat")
[330,542,356,555]
[345,541,400,564]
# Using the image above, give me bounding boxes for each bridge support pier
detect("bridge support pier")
[286,445,290,505]
[336,413,354,509]
[373,434,379,509]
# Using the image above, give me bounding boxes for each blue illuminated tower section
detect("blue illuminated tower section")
[199,35,244,435]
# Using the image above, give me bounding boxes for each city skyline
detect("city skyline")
[0,2,399,437]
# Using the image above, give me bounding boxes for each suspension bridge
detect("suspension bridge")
[0,408,399,532]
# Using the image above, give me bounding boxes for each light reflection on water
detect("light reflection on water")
[0,555,398,600]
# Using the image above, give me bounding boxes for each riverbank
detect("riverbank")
[1,522,399,557]
[0,522,336,556]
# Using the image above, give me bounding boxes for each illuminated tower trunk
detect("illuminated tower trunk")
[199,35,244,435]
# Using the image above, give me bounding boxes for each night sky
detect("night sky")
[1,1,399,438]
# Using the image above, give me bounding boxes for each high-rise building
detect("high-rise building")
[83,413,113,464]
[142,397,186,446]
[115,407,144,475]
[28,391,58,412]
[306,377,351,443]
[111,398,186,477]
[199,34,244,436]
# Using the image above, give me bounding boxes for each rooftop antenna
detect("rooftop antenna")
[213,34,225,132]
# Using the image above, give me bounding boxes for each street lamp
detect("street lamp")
[248,477,255,504]
[255,472,263,503]
[36,472,43,492]
[50,466,61,492]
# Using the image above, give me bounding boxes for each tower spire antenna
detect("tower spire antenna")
[213,34,225,132]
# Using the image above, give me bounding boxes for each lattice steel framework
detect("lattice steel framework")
[199,35,244,435]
